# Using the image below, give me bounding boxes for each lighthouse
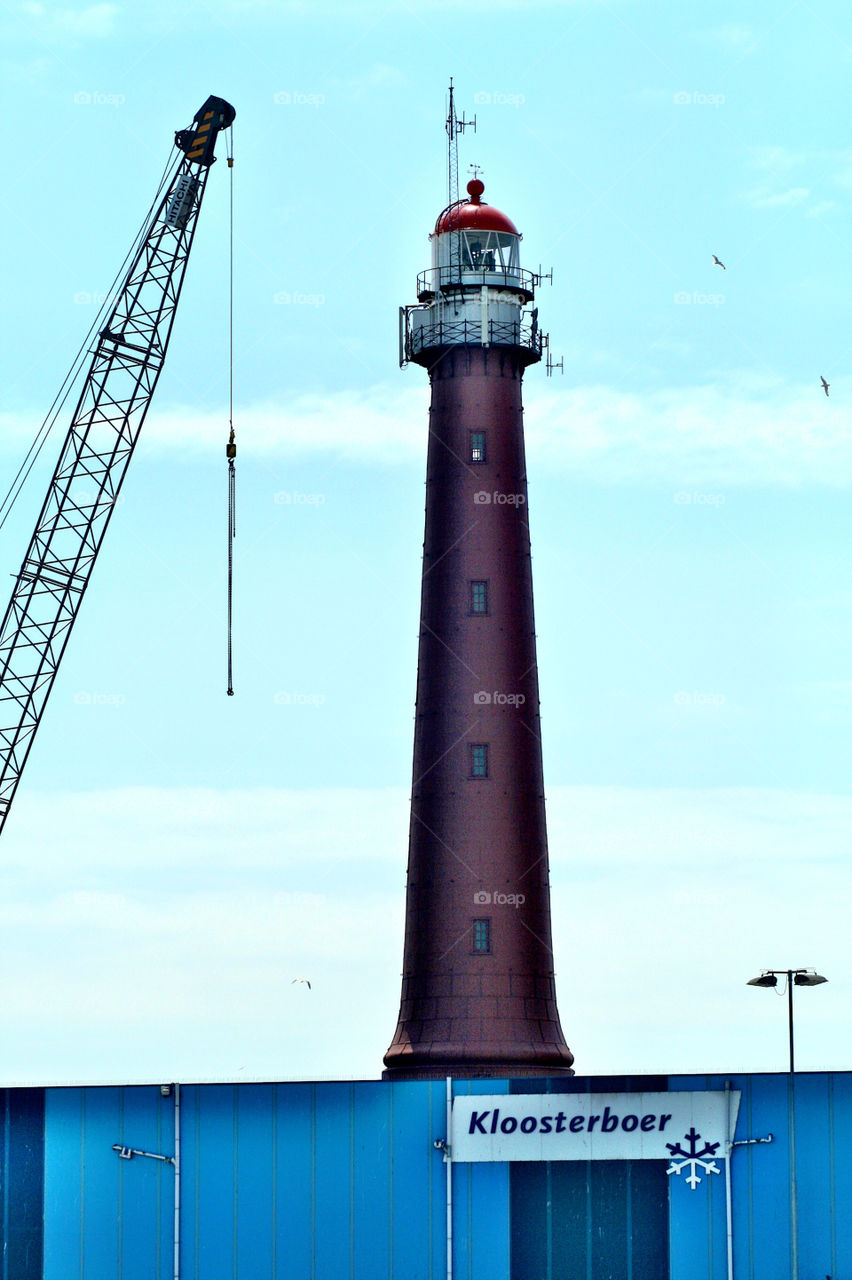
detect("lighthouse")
[383,163,573,1079]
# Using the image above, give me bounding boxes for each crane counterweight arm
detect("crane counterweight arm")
[0,95,235,836]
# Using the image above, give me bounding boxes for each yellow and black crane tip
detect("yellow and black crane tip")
[175,95,235,168]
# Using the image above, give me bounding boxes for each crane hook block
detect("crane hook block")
[175,95,236,168]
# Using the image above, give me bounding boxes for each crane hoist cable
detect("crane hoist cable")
[225,125,236,697]
[227,426,236,697]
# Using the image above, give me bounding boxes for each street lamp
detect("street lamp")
[746,968,828,1073]
[746,968,827,1280]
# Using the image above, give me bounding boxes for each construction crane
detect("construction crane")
[0,94,235,838]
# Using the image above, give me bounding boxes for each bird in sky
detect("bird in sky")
[821,376,830,396]
[712,255,725,269]
[291,977,312,989]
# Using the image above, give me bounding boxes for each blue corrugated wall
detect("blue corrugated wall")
[178,1080,449,1280]
[44,1085,174,1280]
[34,1072,852,1279]
[0,1087,44,1279]
[671,1072,852,1280]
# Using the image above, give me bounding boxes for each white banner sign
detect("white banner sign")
[451,1091,740,1163]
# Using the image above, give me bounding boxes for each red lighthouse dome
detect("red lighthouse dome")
[433,178,520,237]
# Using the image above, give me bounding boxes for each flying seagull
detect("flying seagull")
[712,255,725,269]
[291,977,312,989]
[821,376,830,397]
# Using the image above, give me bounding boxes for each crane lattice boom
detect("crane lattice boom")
[0,95,235,835]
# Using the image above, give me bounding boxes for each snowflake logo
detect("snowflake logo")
[665,1127,721,1190]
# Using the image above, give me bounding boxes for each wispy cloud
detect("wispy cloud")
[6,785,409,875]
[743,185,810,209]
[329,63,407,99]
[534,376,852,487]
[205,0,613,13]
[747,145,808,173]
[5,373,846,488]
[691,23,758,50]
[170,376,852,488]
[17,2,117,38]
[806,200,840,219]
[741,146,852,213]
[0,782,849,1081]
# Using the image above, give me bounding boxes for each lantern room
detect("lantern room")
[417,178,533,302]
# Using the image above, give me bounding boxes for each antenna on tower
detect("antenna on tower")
[446,79,476,288]
[531,265,554,288]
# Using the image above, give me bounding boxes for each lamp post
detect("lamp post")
[746,968,827,1280]
[746,968,828,1073]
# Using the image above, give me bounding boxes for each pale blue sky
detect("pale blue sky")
[0,0,850,1083]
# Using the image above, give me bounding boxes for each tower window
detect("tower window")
[470,743,489,778]
[469,431,486,463]
[472,919,491,954]
[470,580,489,615]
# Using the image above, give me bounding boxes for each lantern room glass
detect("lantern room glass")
[461,230,520,273]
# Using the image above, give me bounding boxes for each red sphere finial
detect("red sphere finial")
[467,178,484,204]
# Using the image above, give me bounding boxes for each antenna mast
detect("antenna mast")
[446,79,476,286]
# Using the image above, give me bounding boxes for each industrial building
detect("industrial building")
[3,1070,851,1278]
